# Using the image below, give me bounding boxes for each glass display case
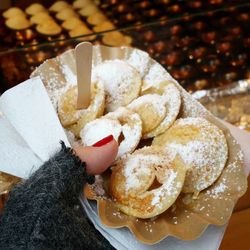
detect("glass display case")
[0,0,250,93]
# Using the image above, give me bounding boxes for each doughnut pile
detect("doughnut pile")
[57,58,229,219]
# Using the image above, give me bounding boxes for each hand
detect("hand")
[74,135,118,175]
[0,136,118,250]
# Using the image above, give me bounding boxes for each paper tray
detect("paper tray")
[31,45,248,244]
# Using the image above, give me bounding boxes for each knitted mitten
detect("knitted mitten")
[0,142,114,250]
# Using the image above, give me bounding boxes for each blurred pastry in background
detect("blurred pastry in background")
[25,3,46,15]
[56,8,78,21]
[69,25,95,40]
[30,12,54,25]
[62,17,86,30]
[49,1,71,12]
[2,7,25,19]
[36,20,62,36]
[87,12,107,26]
[73,0,92,9]
[78,5,99,17]
[5,16,31,30]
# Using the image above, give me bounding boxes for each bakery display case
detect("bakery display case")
[0,0,250,94]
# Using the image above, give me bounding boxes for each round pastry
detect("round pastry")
[142,81,181,138]
[78,5,99,17]
[58,81,105,137]
[5,16,31,30]
[2,7,25,19]
[30,12,54,25]
[68,25,94,39]
[153,117,228,194]
[25,3,46,15]
[93,21,115,32]
[36,20,62,36]
[126,49,151,78]
[104,107,142,158]
[93,60,141,112]
[142,63,171,93]
[61,17,85,30]
[73,0,92,9]
[87,12,107,26]
[56,8,77,21]
[110,146,186,219]
[128,94,167,136]
[49,1,70,12]
[102,32,132,47]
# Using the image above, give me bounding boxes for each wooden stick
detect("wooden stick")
[75,42,93,109]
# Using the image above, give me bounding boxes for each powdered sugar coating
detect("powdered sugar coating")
[128,94,167,135]
[151,171,178,207]
[144,83,181,138]
[57,81,105,129]
[105,107,142,158]
[142,63,172,92]
[128,94,166,117]
[80,118,122,146]
[126,49,150,78]
[123,155,155,193]
[61,64,77,85]
[153,117,228,193]
[31,59,70,109]
[110,147,186,218]
[92,59,141,112]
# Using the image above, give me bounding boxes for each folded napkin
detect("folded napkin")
[0,77,230,249]
[0,77,69,178]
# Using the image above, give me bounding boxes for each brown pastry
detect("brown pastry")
[69,25,95,40]
[102,31,132,46]
[2,7,25,19]
[25,3,46,15]
[73,0,92,9]
[61,17,86,30]
[87,12,107,26]
[78,5,99,17]
[36,20,62,36]
[93,21,115,32]
[49,1,71,12]
[56,8,78,21]
[5,16,31,30]
[30,12,54,25]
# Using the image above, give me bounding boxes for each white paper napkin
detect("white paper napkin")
[0,77,70,178]
[0,113,42,178]
[0,77,233,249]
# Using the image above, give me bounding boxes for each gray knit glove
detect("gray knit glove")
[0,142,114,250]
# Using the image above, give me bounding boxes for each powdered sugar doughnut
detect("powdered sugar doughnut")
[141,63,171,92]
[58,81,105,137]
[127,94,167,136]
[80,118,122,146]
[110,146,186,219]
[105,107,142,158]
[93,60,141,112]
[153,118,228,194]
[142,81,181,138]
[126,49,150,78]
